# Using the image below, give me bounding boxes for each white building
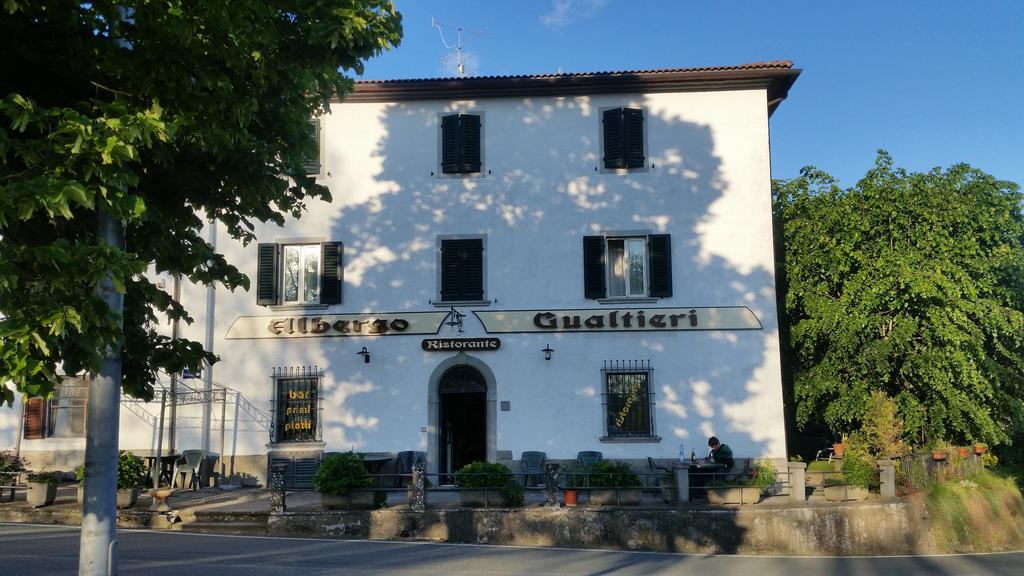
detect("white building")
[3,61,800,487]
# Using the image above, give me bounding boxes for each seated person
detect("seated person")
[708,436,734,470]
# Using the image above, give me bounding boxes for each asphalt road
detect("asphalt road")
[1,523,1021,576]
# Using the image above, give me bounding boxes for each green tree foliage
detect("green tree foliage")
[775,152,1024,446]
[0,1,402,404]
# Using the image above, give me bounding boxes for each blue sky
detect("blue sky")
[360,1,1024,188]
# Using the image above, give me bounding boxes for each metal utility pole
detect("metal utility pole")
[80,210,123,576]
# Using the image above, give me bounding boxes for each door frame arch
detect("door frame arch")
[427,353,497,476]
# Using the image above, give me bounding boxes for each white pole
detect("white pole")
[202,220,216,453]
[80,210,123,576]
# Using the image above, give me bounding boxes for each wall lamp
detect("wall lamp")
[357,347,370,363]
[542,344,554,361]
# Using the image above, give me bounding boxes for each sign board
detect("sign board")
[421,338,501,352]
[226,311,449,340]
[473,307,762,334]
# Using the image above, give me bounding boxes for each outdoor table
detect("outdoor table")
[142,454,178,488]
[688,461,728,499]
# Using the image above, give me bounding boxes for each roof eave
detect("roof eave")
[336,67,801,116]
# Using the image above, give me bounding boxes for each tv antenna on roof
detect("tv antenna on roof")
[432,17,483,78]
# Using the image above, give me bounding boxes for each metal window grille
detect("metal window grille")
[270,366,322,443]
[47,376,89,437]
[602,360,655,437]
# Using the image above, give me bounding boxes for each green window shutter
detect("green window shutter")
[648,234,673,297]
[441,114,461,173]
[320,242,343,305]
[622,108,645,168]
[257,243,279,306]
[460,114,481,173]
[602,108,625,169]
[583,236,607,299]
[304,118,321,174]
[441,239,484,301]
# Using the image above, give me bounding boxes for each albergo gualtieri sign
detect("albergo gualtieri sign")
[225,307,762,340]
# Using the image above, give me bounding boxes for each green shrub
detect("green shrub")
[117,451,146,489]
[560,462,583,489]
[314,452,374,496]
[75,465,85,485]
[27,471,60,484]
[587,460,642,488]
[455,461,522,506]
[0,450,26,484]
[842,447,876,489]
[749,459,778,493]
[455,461,513,488]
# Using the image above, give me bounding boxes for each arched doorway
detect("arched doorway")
[438,365,486,482]
[427,353,497,479]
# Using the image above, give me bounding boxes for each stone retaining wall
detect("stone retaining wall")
[269,500,945,555]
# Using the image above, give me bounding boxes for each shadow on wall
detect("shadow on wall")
[315,88,783,458]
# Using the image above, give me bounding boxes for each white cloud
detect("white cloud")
[540,0,610,29]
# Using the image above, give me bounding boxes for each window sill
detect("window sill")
[600,436,662,443]
[267,304,330,312]
[596,297,658,305]
[432,300,491,307]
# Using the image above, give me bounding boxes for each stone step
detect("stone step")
[174,520,268,537]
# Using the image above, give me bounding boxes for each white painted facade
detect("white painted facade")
[4,63,799,484]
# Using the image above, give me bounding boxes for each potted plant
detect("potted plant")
[313,451,386,509]
[0,450,26,498]
[26,471,60,507]
[824,447,873,501]
[832,435,848,459]
[75,465,85,505]
[455,461,523,507]
[707,460,776,505]
[561,462,581,507]
[116,451,146,509]
[586,460,642,506]
[974,443,988,455]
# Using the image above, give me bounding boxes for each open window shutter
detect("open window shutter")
[622,108,645,169]
[320,242,343,305]
[648,234,673,297]
[441,239,483,301]
[602,108,624,169]
[441,115,460,173]
[460,114,481,173]
[583,236,607,299]
[304,118,321,174]
[257,243,279,306]
[23,397,45,439]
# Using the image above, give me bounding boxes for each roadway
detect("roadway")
[1,523,1020,575]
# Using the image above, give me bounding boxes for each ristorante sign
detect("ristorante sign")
[225,311,449,340]
[421,338,501,351]
[472,307,762,333]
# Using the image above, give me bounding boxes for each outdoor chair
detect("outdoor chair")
[647,456,673,488]
[520,451,546,487]
[396,451,425,487]
[576,451,603,468]
[175,450,206,490]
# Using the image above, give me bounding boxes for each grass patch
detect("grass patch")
[807,461,835,472]
[924,470,1024,552]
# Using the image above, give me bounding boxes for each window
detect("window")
[257,242,342,307]
[583,234,672,299]
[304,118,321,175]
[602,360,656,440]
[602,107,645,170]
[438,236,485,303]
[271,367,321,443]
[23,375,88,439]
[440,113,482,174]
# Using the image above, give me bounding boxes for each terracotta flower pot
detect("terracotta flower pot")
[563,489,578,507]
[974,444,987,455]
[956,447,971,458]
[832,443,846,458]
[931,450,948,461]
